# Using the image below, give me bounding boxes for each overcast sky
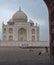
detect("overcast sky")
[0,0,49,41]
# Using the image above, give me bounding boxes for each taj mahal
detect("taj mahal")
[0,8,49,47]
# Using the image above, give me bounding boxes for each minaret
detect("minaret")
[44,0,54,59]
[2,21,4,27]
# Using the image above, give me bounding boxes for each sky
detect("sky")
[0,0,49,41]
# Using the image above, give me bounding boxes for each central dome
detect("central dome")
[12,8,28,21]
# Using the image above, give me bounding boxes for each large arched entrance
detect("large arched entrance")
[44,0,54,59]
[18,28,27,41]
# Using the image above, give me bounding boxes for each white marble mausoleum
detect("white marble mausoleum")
[0,8,49,47]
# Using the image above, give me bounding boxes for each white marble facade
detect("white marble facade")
[1,8,49,47]
[3,8,39,42]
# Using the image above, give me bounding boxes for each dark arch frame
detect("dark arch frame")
[44,0,54,59]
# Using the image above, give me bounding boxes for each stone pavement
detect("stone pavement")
[0,46,53,65]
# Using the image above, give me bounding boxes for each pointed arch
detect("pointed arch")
[18,28,27,41]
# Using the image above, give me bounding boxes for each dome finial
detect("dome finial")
[19,6,21,11]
